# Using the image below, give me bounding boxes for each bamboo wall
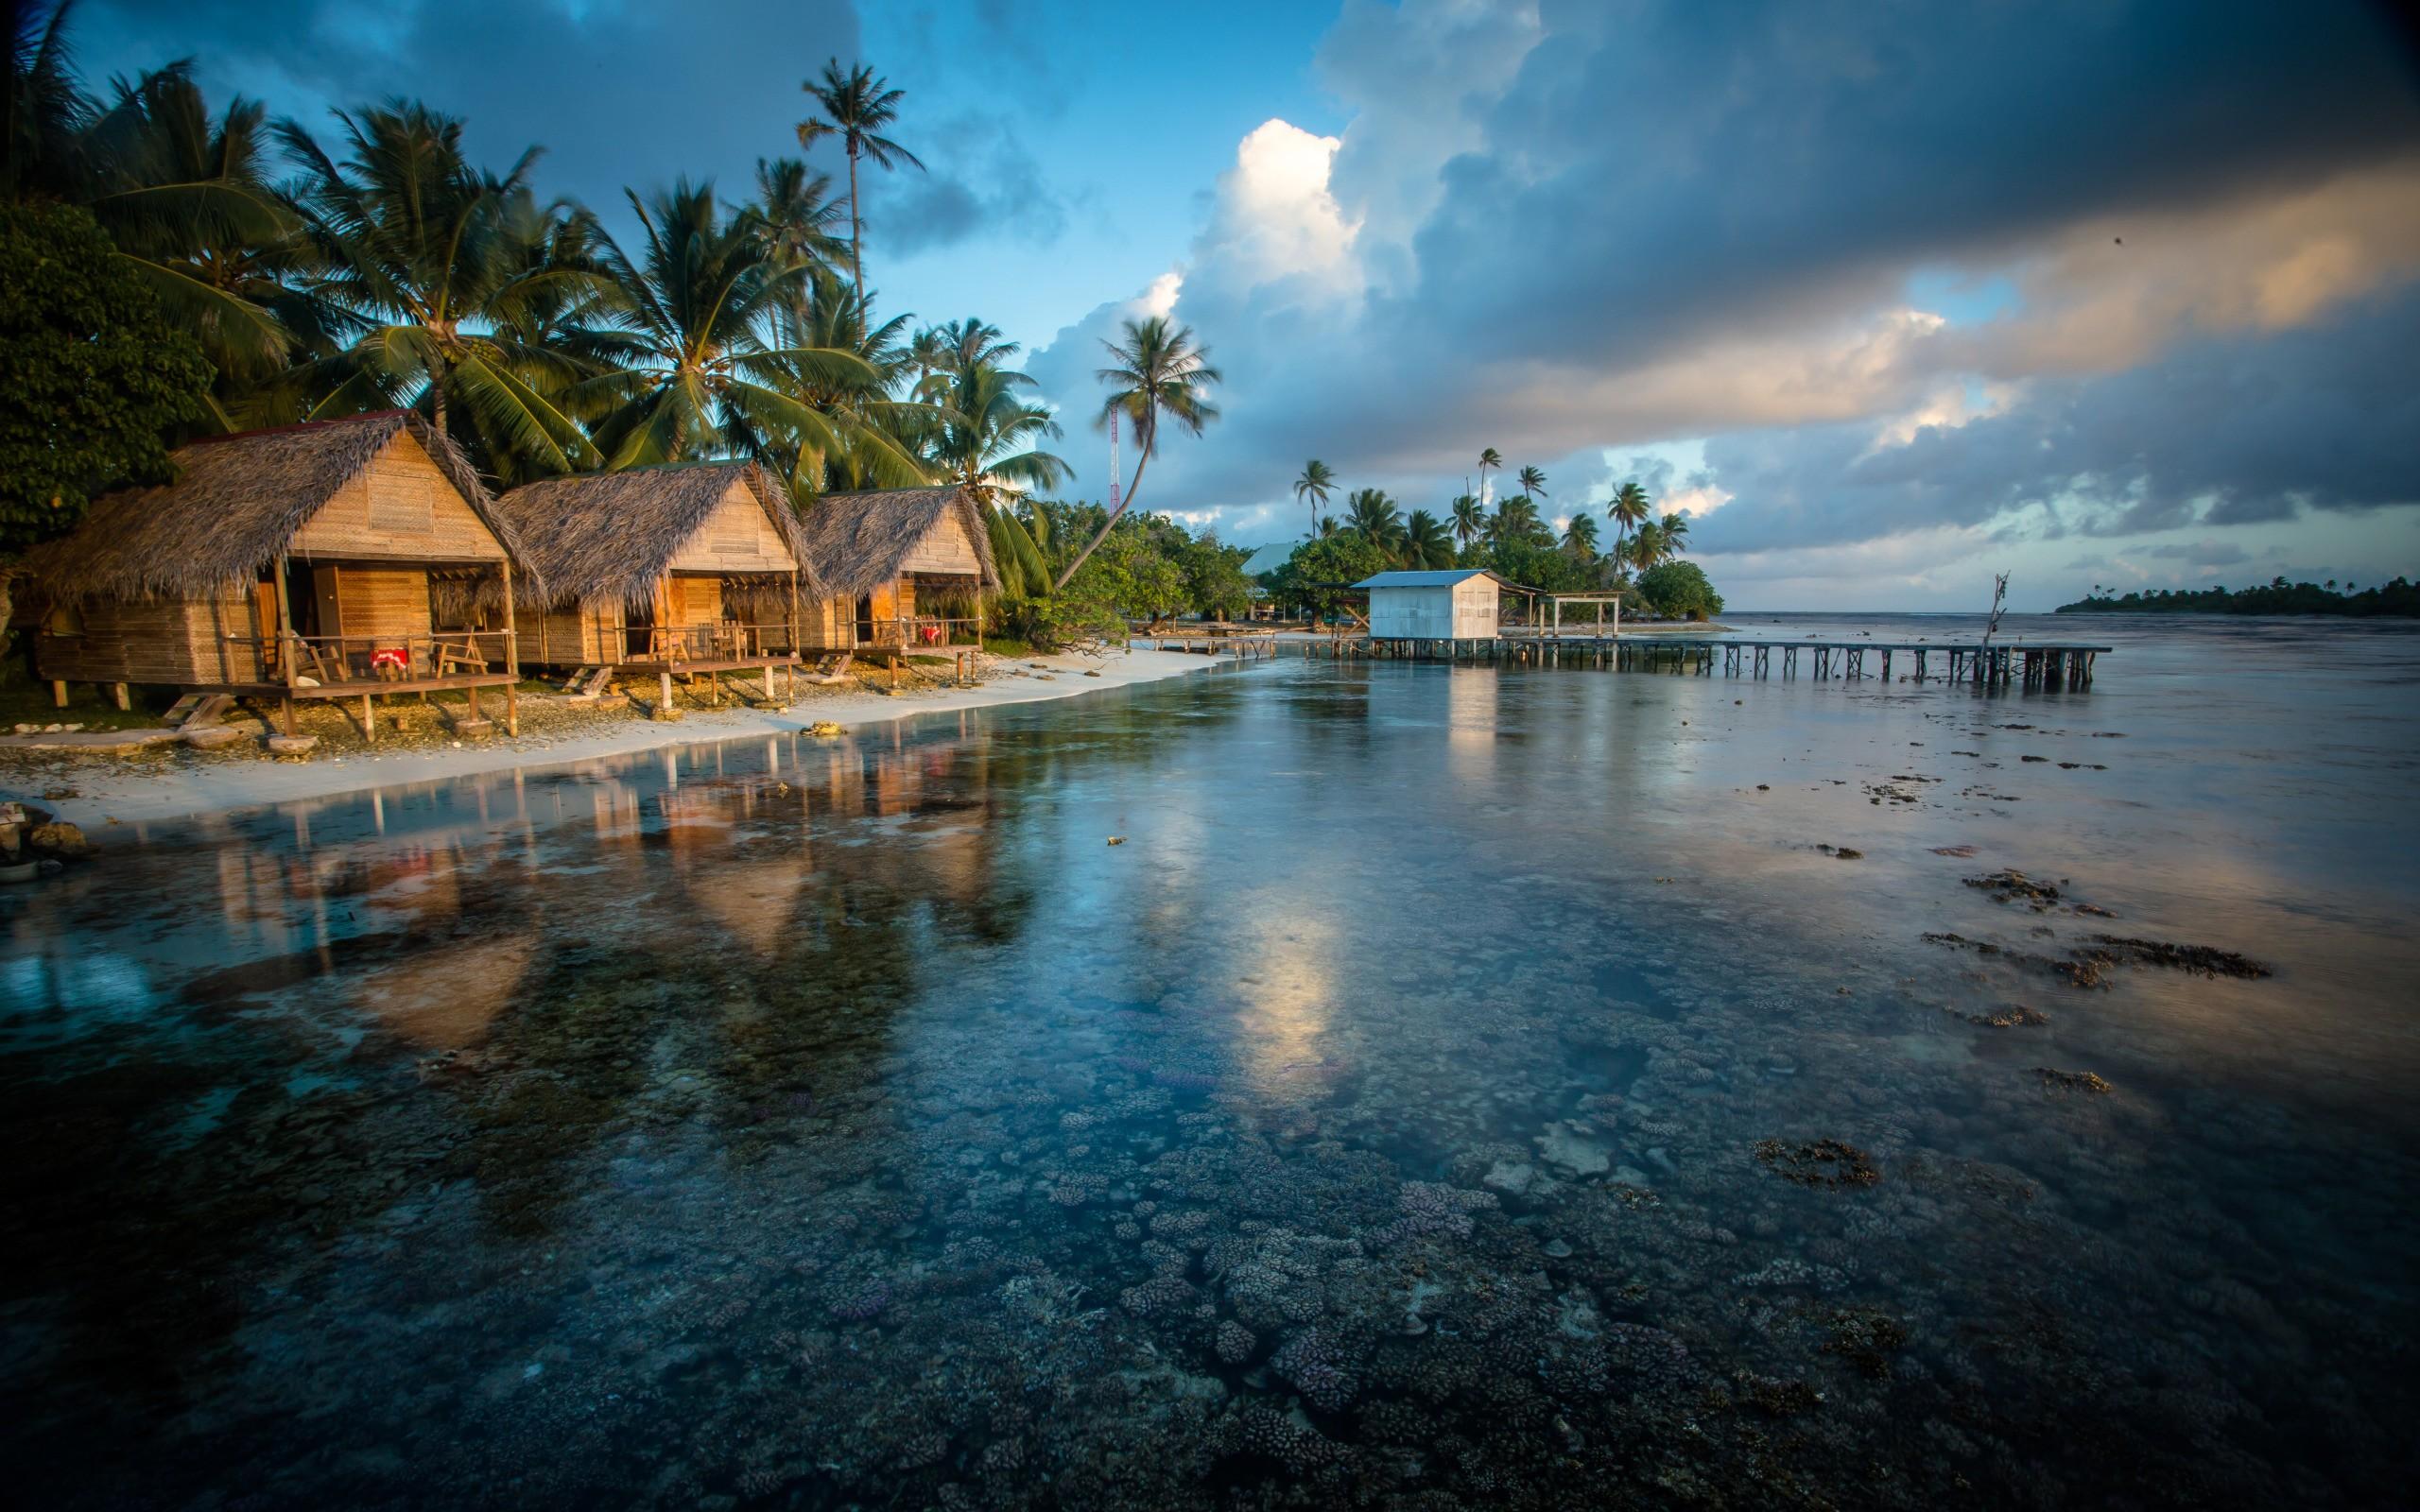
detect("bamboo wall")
[899,511,981,575]
[38,588,263,685]
[289,430,505,564]
[666,481,799,576]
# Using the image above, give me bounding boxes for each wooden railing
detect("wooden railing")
[226,630,517,685]
[858,616,980,648]
[628,622,800,663]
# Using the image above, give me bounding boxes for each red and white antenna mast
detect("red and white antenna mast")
[1107,408,1122,513]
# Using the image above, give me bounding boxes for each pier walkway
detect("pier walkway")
[1297,635,2113,688]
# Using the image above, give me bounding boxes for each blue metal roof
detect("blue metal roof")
[1351,569,1506,589]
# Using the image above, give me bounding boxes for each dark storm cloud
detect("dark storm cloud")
[1689,283,2420,555]
[78,0,862,220]
[1396,0,2420,367]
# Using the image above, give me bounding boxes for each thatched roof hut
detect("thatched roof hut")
[795,486,1000,597]
[16,409,527,607]
[496,460,819,610]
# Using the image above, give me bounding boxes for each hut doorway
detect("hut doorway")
[854,593,873,645]
[625,595,656,658]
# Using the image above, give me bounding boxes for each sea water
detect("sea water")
[3,613,2415,1507]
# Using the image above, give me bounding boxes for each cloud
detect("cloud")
[880,111,1070,257]
[79,0,862,230]
[1021,0,2420,586]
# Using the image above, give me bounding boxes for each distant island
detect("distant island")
[2055,576,2418,617]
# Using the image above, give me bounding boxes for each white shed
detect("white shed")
[1355,569,1510,640]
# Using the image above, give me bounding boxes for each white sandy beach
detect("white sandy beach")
[14,646,1231,831]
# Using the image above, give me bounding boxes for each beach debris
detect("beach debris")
[2033,1067,2114,1094]
[1754,1138,1879,1188]
[1106,835,1126,846]
[1930,844,1978,857]
[1813,844,1863,860]
[807,721,845,737]
[266,734,318,757]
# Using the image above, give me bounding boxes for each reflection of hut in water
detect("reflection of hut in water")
[792,487,999,658]
[495,461,816,701]
[356,935,536,1051]
[16,410,530,736]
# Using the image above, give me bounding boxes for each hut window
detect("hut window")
[370,480,437,535]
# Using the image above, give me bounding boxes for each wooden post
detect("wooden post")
[51,680,68,709]
[500,558,520,736]
[111,682,130,711]
[660,669,673,713]
[362,693,375,742]
[271,550,297,696]
[467,683,481,724]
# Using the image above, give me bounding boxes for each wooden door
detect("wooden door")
[311,565,343,641]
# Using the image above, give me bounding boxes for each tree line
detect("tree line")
[0,2,1221,620]
[1271,451,1723,621]
[2055,576,2420,618]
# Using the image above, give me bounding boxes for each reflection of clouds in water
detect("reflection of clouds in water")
[1230,902,1338,1096]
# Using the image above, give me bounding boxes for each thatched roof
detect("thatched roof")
[794,486,999,597]
[16,410,526,605]
[495,461,817,611]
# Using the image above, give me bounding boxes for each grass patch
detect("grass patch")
[981,635,1034,659]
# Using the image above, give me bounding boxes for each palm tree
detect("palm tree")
[1449,494,1485,550]
[1345,488,1405,559]
[1294,459,1336,535]
[276,100,605,472]
[1054,315,1220,589]
[5,0,91,201]
[929,359,1069,501]
[1605,481,1651,563]
[1516,464,1547,502]
[75,64,317,403]
[796,58,923,308]
[1628,519,1668,572]
[1477,447,1502,506]
[581,179,894,476]
[1659,509,1691,557]
[1562,512,1599,557]
[1488,494,1545,549]
[1403,508,1453,569]
[752,156,847,276]
[932,316,1016,372]
[753,264,932,490]
[1314,514,1342,539]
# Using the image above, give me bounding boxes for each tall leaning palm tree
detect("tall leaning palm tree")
[1605,480,1651,564]
[277,100,603,472]
[796,58,923,309]
[1516,464,1547,502]
[1294,458,1336,535]
[1449,494,1485,550]
[1054,315,1220,589]
[1476,447,1502,506]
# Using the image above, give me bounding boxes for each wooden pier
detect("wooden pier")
[1134,627,1283,660]
[1300,635,2109,688]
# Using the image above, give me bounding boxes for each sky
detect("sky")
[78,0,2420,610]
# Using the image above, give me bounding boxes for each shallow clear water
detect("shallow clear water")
[5,613,2418,1509]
